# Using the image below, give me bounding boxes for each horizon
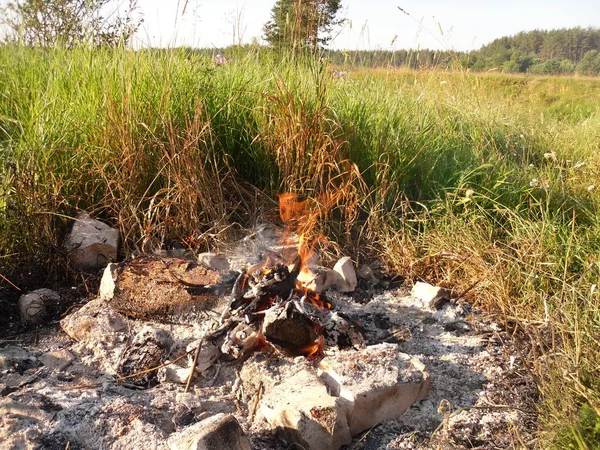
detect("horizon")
[131,0,600,52]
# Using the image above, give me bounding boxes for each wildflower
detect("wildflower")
[529,164,535,168]
[214,54,227,65]
[587,185,595,191]
[543,152,556,161]
[529,178,538,187]
[440,81,447,85]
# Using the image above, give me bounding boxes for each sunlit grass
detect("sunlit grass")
[1,44,600,447]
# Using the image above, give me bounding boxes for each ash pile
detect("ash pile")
[0,222,537,448]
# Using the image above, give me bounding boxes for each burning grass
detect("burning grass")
[1,44,600,447]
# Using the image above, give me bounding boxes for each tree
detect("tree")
[2,0,141,48]
[577,50,600,75]
[263,0,344,50]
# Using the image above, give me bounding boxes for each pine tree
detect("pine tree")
[263,0,343,50]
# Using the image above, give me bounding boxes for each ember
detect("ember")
[219,193,336,358]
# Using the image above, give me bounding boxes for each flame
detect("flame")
[229,193,334,358]
[278,193,309,225]
[278,193,317,279]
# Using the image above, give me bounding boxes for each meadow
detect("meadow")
[1,45,599,448]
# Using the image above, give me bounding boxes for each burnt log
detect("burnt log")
[262,302,319,355]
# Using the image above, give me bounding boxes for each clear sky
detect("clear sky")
[132,0,600,51]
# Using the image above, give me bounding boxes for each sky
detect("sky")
[132,0,600,51]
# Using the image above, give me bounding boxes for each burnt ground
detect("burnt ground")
[0,269,540,449]
[0,259,101,339]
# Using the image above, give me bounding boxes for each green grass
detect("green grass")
[1,44,600,448]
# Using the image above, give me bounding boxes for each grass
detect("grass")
[1,44,600,448]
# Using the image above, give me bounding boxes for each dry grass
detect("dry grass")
[1,45,600,447]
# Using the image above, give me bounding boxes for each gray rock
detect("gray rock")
[167,413,251,450]
[60,298,128,342]
[197,253,230,271]
[175,392,204,412]
[38,349,75,371]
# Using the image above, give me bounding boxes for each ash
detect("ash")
[0,243,537,450]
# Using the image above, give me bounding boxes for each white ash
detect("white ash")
[0,257,535,449]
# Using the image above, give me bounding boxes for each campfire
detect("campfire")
[219,193,336,359]
[1,194,535,450]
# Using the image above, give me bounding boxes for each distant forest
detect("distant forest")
[197,27,600,76]
[323,27,600,75]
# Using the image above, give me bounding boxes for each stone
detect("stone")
[18,288,59,325]
[332,257,357,292]
[261,370,352,450]
[318,343,430,435]
[64,210,119,271]
[38,349,75,371]
[157,365,191,384]
[186,339,221,375]
[197,253,230,271]
[167,413,251,450]
[296,266,340,293]
[60,298,128,342]
[99,263,118,300]
[411,281,451,309]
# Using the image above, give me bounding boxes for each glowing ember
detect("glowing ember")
[220,193,334,357]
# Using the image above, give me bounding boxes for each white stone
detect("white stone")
[99,263,118,300]
[318,344,430,435]
[411,281,451,309]
[18,288,59,325]
[167,413,251,450]
[332,257,357,292]
[197,253,230,271]
[297,266,340,293]
[64,210,119,270]
[261,370,352,450]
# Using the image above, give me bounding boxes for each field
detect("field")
[1,45,600,447]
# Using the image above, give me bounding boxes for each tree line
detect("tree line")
[319,28,600,76]
[2,0,599,76]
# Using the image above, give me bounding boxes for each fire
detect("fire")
[224,193,333,358]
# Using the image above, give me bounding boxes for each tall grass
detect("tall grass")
[1,44,600,447]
